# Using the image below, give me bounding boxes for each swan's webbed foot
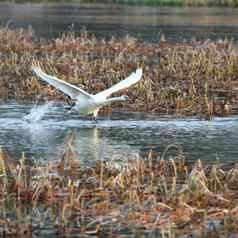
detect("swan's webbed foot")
[93,116,97,122]
[65,106,73,111]
[65,100,76,112]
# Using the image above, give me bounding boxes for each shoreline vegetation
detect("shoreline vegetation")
[2,0,238,7]
[1,26,238,118]
[1,132,238,236]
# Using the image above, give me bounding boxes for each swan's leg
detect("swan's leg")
[65,100,76,112]
[93,109,99,121]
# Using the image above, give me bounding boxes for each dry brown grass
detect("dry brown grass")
[0,132,238,236]
[1,26,238,118]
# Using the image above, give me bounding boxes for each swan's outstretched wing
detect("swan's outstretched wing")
[32,64,92,100]
[95,68,143,99]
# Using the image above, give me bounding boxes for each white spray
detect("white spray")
[24,102,54,123]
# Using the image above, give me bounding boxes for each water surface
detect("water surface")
[1,103,238,166]
[0,3,238,42]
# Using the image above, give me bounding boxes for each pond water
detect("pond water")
[0,2,238,42]
[1,103,238,166]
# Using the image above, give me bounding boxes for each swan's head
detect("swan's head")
[121,95,130,101]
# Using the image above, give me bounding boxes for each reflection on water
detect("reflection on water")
[0,3,238,42]
[1,103,238,165]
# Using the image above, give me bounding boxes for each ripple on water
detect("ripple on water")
[0,103,238,165]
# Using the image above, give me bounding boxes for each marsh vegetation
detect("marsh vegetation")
[1,132,238,237]
[0,26,238,118]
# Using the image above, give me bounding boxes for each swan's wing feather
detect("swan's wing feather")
[95,68,142,98]
[32,64,92,100]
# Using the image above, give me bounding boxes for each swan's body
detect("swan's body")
[32,64,143,118]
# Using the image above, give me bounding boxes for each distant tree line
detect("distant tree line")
[1,0,238,7]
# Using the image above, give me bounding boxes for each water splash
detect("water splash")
[24,102,53,123]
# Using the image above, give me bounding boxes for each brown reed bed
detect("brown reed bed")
[1,132,238,237]
[1,26,238,118]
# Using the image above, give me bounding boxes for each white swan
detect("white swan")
[32,64,143,119]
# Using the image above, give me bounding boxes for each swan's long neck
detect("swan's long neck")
[105,96,127,104]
